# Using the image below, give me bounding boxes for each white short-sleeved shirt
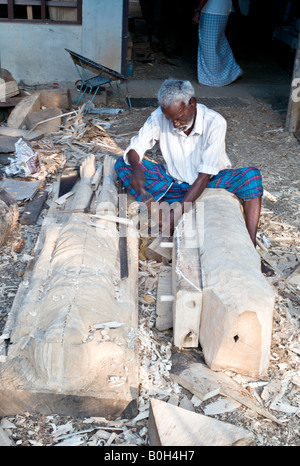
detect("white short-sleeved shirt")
[124,104,232,185]
[202,0,232,16]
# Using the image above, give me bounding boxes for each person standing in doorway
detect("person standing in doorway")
[192,0,243,86]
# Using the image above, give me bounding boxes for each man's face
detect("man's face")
[162,98,196,134]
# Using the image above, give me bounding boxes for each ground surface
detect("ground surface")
[0,44,299,447]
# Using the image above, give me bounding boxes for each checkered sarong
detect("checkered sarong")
[197,13,242,87]
[115,157,263,203]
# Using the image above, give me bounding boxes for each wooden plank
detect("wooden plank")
[26,5,33,19]
[20,189,48,225]
[145,235,172,263]
[25,107,62,134]
[0,136,19,153]
[118,180,128,279]
[0,126,43,141]
[0,96,23,108]
[172,208,202,348]
[286,32,300,132]
[7,93,41,129]
[0,80,20,100]
[156,267,173,331]
[148,398,254,446]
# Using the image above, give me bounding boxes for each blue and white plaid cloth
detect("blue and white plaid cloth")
[197,13,242,87]
[115,157,263,203]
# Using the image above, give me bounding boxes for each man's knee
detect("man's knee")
[242,167,263,199]
[247,166,262,180]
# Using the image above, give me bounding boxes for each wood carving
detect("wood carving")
[172,207,202,348]
[0,155,139,418]
[173,188,275,377]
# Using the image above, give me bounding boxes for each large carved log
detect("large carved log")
[0,155,139,418]
[172,188,275,378]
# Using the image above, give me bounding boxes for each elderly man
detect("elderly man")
[115,78,269,272]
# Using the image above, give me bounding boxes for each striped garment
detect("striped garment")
[115,157,263,204]
[197,12,242,87]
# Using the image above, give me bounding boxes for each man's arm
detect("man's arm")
[192,0,210,24]
[181,172,211,205]
[165,172,211,236]
[127,149,146,194]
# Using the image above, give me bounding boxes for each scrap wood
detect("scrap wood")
[170,351,281,424]
[20,188,48,225]
[27,110,76,134]
[0,126,43,141]
[0,426,14,446]
[7,93,41,129]
[148,398,254,446]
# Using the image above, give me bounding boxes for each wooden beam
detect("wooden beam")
[195,189,275,378]
[286,32,300,132]
[172,207,202,348]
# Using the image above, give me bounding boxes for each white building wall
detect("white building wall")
[0,0,124,85]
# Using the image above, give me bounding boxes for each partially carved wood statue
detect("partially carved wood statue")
[0,155,139,418]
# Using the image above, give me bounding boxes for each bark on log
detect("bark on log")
[0,155,139,418]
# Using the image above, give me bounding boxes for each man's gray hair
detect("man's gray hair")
[157,78,195,108]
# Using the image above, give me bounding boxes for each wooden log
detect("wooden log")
[25,107,62,134]
[0,189,19,247]
[172,207,202,348]
[148,398,254,446]
[0,155,139,419]
[196,189,275,377]
[39,88,72,110]
[7,93,41,129]
[286,31,300,132]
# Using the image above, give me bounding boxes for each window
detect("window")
[0,0,82,24]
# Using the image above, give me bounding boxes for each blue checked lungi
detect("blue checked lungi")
[197,13,242,87]
[115,157,263,204]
